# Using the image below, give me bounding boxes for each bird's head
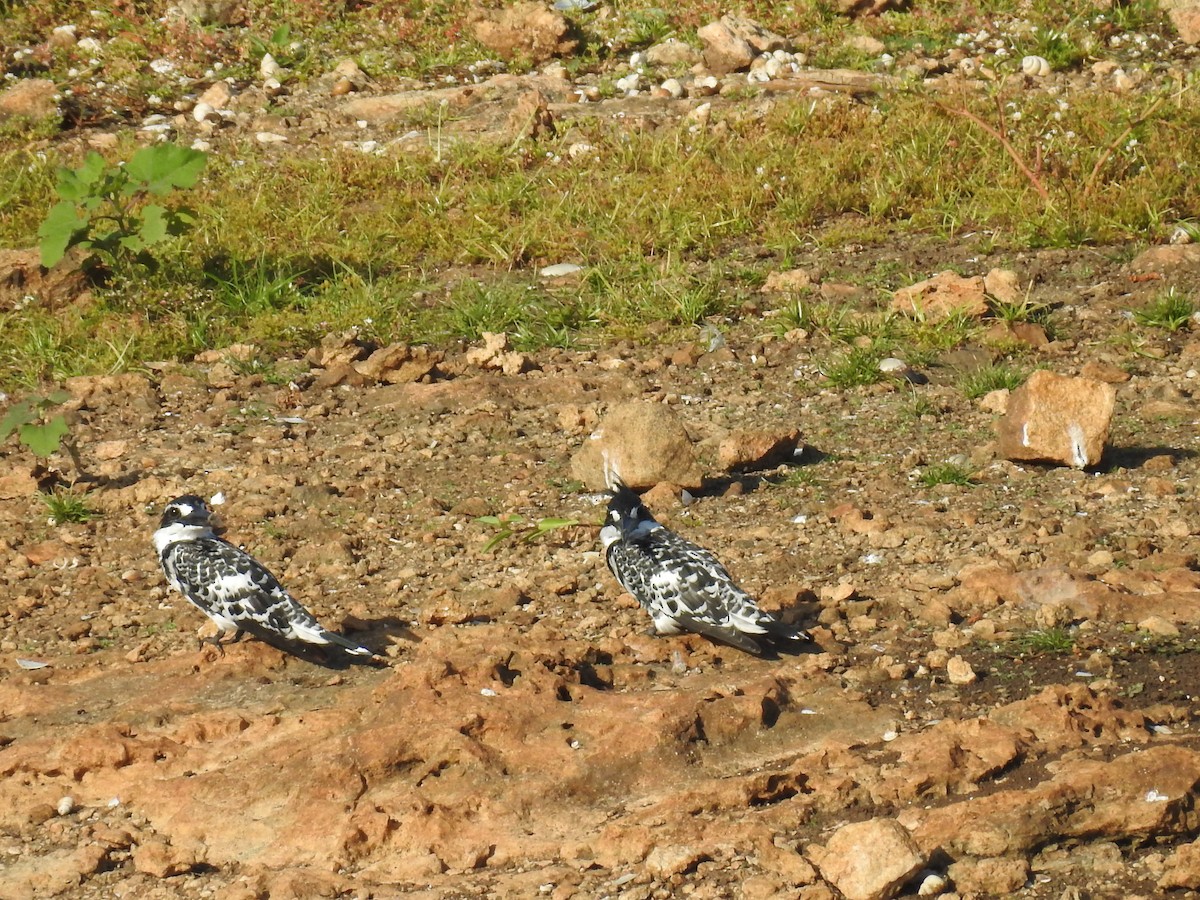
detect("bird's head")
[159,495,214,530]
[602,481,659,547]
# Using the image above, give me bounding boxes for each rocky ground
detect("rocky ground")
[5,3,1200,899]
[3,230,1200,899]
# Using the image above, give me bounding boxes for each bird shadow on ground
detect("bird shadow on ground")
[1097,445,1196,472]
[696,449,832,499]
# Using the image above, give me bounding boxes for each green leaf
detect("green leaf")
[38,200,90,268]
[19,415,69,457]
[118,233,146,253]
[524,517,580,541]
[55,153,108,200]
[476,515,503,526]
[536,517,579,530]
[126,144,208,195]
[138,204,168,246]
[481,529,514,553]
[0,401,35,440]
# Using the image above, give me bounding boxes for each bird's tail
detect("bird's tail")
[319,628,374,657]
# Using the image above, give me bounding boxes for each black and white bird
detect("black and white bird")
[153,495,373,661]
[601,479,808,656]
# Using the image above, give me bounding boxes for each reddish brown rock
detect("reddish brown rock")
[832,0,908,16]
[811,818,925,900]
[0,248,90,311]
[947,856,1030,894]
[996,370,1116,468]
[132,838,203,877]
[904,744,1199,858]
[469,3,577,63]
[891,271,988,321]
[571,400,703,490]
[1161,839,1200,889]
[761,268,813,293]
[1080,360,1131,383]
[718,426,801,471]
[1127,243,1200,272]
[354,343,443,384]
[305,330,371,368]
[0,79,58,119]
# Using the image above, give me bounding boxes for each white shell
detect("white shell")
[1021,55,1050,77]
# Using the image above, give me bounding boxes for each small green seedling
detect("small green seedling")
[0,391,82,472]
[476,514,579,552]
[38,144,208,271]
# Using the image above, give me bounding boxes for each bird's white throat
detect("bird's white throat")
[152,522,213,554]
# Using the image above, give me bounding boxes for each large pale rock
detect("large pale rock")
[469,3,577,63]
[812,818,925,900]
[697,21,755,75]
[571,401,704,490]
[891,271,987,320]
[996,370,1116,468]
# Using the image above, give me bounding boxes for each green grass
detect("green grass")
[1132,288,1197,332]
[821,344,885,388]
[918,463,973,487]
[3,3,1200,388]
[41,489,95,525]
[960,365,1027,400]
[1008,627,1076,656]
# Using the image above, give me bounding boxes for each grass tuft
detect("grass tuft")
[41,489,95,525]
[918,463,973,487]
[1132,288,1196,332]
[960,365,1027,400]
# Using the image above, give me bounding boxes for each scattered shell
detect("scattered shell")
[917,872,948,896]
[16,658,50,669]
[1021,55,1050,77]
[878,357,908,373]
[539,263,583,278]
[660,78,683,99]
[615,73,640,94]
[259,53,284,80]
[56,796,75,816]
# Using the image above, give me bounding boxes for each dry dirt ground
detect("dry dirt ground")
[3,229,1200,899]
